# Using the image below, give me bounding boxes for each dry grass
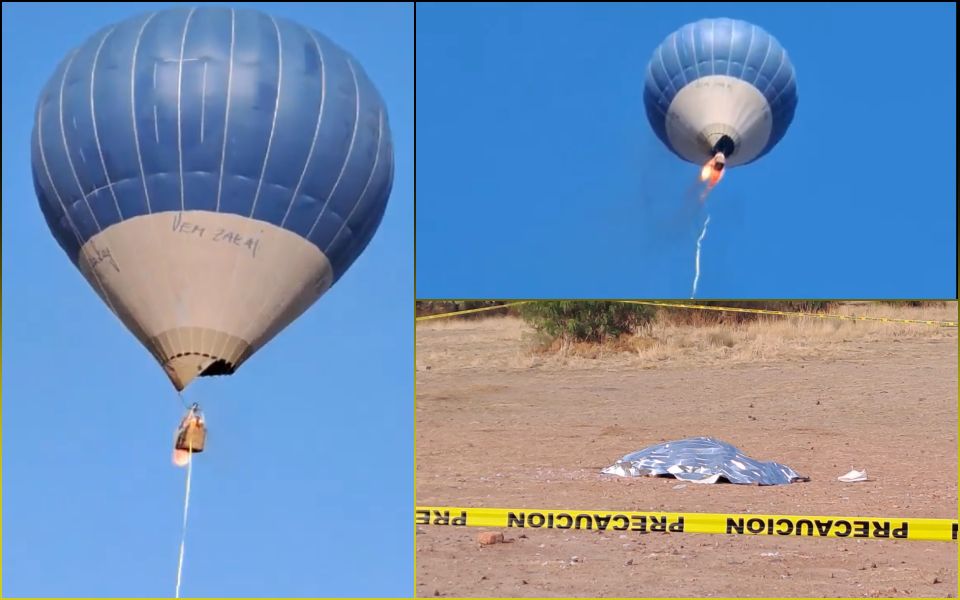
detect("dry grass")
[415,301,957,373]
[415,315,533,370]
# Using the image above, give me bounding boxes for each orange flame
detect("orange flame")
[173,448,191,467]
[700,161,713,182]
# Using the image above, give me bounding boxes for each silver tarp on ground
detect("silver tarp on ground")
[602,437,808,485]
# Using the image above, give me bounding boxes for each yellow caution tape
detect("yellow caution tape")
[415,301,958,327]
[416,506,958,542]
[621,301,959,327]
[415,301,531,321]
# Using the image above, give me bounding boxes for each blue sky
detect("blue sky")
[415,2,957,299]
[2,2,412,597]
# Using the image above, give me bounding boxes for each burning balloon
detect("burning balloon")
[643,17,798,295]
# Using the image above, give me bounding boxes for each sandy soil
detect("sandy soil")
[415,305,958,598]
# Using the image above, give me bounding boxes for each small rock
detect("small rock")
[433,591,440,597]
[518,534,527,539]
[522,580,528,585]
[871,562,877,569]
[933,577,941,584]
[570,555,580,563]
[625,559,634,566]
[478,532,504,546]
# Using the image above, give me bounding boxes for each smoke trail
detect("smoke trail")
[690,214,711,299]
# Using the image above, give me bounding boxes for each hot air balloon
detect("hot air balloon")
[644,18,798,169]
[31,7,393,391]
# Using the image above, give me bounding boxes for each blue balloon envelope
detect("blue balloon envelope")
[32,7,393,389]
[644,18,798,167]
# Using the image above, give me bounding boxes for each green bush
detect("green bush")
[518,301,655,343]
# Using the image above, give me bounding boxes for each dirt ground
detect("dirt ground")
[415,304,958,598]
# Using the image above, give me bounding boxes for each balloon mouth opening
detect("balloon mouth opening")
[163,351,243,391]
[711,134,736,159]
[153,328,252,390]
[200,357,236,377]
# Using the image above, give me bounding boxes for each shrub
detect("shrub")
[518,301,655,343]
